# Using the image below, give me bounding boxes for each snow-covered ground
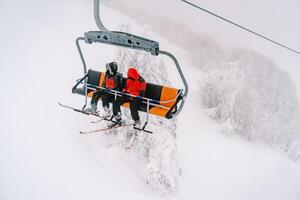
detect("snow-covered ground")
[0,0,300,200]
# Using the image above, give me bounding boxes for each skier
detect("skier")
[113,67,146,128]
[84,62,123,119]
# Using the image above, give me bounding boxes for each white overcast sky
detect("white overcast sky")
[102,0,300,96]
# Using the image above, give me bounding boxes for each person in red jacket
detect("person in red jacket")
[114,67,146,127]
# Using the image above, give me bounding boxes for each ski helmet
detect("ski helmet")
[106,62,118,75]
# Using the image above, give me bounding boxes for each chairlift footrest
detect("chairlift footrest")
[133,127,153,134]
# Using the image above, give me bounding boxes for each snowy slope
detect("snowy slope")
[0,0,300,200]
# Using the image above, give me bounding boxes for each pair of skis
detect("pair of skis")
[59,102,142,149]
[80,121,138,149]
[58,103,127,131]
[59,102,153,133]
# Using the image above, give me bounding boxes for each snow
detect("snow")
[0,0,300,200]
[177,93,300,199]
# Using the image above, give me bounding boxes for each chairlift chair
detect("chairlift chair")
[63,0,189,132]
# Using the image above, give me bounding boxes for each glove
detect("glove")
[139,90,145,97]
[135,96,143,100]
[102,88,110,93]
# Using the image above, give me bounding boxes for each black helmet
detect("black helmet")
[106,62,118,75]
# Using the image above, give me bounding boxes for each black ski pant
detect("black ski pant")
[91,90,119,116]
[114,96,142,121]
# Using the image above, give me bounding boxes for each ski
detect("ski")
[79,123,133,135]
[58,102,100,117]
[125,132,138,149]
[90,115,112,124]
[90,118,106,124]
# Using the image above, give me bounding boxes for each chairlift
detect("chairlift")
[61,0,188,132]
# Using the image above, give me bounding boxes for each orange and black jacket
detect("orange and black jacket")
[102,71,123,91]
[123,68,146,97]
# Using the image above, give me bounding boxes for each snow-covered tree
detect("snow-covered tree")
[109,25,181,196]
[200,48,300,158]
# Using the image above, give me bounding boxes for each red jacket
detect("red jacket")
[102,72,123,91]
[123,68,146,96]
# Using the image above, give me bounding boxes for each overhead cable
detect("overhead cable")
[181,0,300,55]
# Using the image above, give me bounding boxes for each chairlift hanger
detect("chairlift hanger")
[72,0,188,123]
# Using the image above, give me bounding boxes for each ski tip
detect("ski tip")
[79,131,90,134]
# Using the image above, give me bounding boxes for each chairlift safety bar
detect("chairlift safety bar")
[80,82,181,109]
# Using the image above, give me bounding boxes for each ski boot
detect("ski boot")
[133,120,141,129]
[84,104,97,114]
[107,113,123,128]
[100,106,112,119]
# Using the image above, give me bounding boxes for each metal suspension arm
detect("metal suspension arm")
[76,37,87,74]
[158,50,188,117]
[94,0,109,32]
